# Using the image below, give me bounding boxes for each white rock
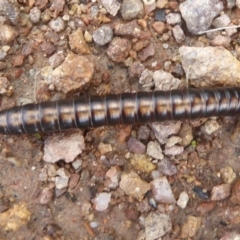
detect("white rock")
[57,168,71,178]
[92,192,111,211]
[177,191,189,209]
[147,141,164,160]
[164,145,184,156]
[166,13,181,25]
[55,176,69,189]
[72,159,82,170]
[151,176,176,204]
[43,131,85,163]
[145,212,172,240]
[202,120,220,135]
[165,136,182,148]
[179,46,240,87]
[153,70,181,90]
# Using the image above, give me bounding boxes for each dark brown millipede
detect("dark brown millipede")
[0,87,240,135]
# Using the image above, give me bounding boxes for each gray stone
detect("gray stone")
[145,212,172,240]
[127,137,146,154]
[151,121,181,144]
[172,25,185,44]
[29,7,41,23]
[0,0,19,24]
[121,0,144,20]
[166,13,181,25]
[147,141,164,160]
[227,0,236,8]
[49,17,65,32]
[179,0,223,35]
[158,158,177,176]
[212,14,231,28]
[93,25,113,46]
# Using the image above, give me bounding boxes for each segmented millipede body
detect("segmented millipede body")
[0,87,240,135]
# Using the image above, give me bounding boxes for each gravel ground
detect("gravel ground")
[1,0,240,239]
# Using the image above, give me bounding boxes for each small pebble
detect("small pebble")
[57,168,70,178]
[201,120,220,135]
[107,37,132,62]
[212,14,231,28]
[130,154,156,173]
[147,141,164,160]
[29,7,41,23]
[151,176,176,204]
[166,13,181,25]
[0,25,18,43]
[127,137,146,154]
[101,0,121,16]
[105,166,121,189]
[93,25,113,46]
[172,25,185,44]
[137,126,150,141]
[40,42,56,56]
[164,145,184,156]
[181,215,202,238]
[151,121,181,144]
[72,159,82,170]
[69,29,91,54]
[55,176,69,190]
[154,9,166,22]
[49,17,66,32]
[211,183,231,201]
[120,171,150,200]
[153,69,181,90]
[121,0,144,20]
[98,142,112,155]
[165,136,182,148]
[92,192,111,211]
[138,42,155,61]
[158,158,177,176]
[211,35,231,47]
[69,174,80,189]
[220,166,236,184]
[156,0,168,9]
[177,191,189,209]
[39,187,53,204]
[145,212,172,240]
[152,21,166,34]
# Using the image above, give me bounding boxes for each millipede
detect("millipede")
[0,87,240,135]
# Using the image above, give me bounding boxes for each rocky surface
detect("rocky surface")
[1,1,240,239]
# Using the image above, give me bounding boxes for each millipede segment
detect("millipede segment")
[0,87,240,135]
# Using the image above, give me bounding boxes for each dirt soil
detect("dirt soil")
[1,0,240,240]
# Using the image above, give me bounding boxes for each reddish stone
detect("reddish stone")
[152,21,166,34]
[12,55,24,67]
[14,68,23,78]
[40,42,56,56]
[230,179,240,204]
[196,201,216,215]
